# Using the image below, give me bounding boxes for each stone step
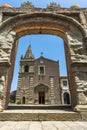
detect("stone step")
[8,104,71,110]
[0,110,81,121]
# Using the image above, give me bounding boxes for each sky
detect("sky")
[0,0,87,8]
[0,0,87,91]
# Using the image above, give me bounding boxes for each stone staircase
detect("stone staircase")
[0,111,81,121]
[0,104,84,121]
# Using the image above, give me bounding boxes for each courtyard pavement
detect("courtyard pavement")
[0,109,87,129]
[0,121,87,130]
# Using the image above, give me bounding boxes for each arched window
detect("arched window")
[24,65,29,72]
[63,92,70,104]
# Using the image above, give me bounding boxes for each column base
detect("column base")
[0,105,3,112]
[74,105,87,112]
[0,100,3,112]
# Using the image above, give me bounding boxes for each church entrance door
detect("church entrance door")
[22,97,25,104]
[63,92,70,104]
[39,92,45,104]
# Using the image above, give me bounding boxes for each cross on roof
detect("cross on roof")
[41,52,43,56]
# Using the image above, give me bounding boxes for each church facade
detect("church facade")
[16,45,70,105]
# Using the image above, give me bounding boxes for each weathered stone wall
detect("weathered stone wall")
[3,40,18,109]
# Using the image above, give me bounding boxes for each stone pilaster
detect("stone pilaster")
[0,76,5,111]
[16,77,21,103]
[50,77,55,104]
[29,77,34,104]
[0,62,10,111]
[72,62,87,107]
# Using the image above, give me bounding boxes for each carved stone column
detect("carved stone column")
[66,24,87,110]
[0,76,5,111]
[0,62,10,111]
[72,62,87,111]
[74,36,87,111]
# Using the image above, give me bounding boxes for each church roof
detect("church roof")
[24,45,34,59]
[36,56,58,63]
[21,45,58,63]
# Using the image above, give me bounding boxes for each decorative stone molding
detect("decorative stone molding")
[77,81,87,91]
[78,92,87,105]
[47,2,61,9]
[0,76,5,111]
[20,1,34,9]
[79,12,87,28]
[0,76,5,92]
[66,29,87,63]
[0,31,16,63]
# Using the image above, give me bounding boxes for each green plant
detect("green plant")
[16,101,21,104]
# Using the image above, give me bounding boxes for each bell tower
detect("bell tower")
[24,45,34,59]
[16,45,35,104]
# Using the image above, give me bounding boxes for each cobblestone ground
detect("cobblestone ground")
[0,121,87,130]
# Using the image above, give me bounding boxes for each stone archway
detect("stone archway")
[0,3,87,110]
[34,84,49,105]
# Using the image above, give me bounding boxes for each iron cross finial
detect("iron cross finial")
[41,52,43,56]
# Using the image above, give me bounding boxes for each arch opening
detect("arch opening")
[10,34,70,106]
[24,65,29,72]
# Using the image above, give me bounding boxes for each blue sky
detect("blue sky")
[0,0,86,91]
[0,0,87,8]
